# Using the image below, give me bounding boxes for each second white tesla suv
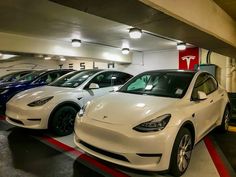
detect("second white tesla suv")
[6,70,133,136]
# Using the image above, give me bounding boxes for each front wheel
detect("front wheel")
[170,128,193,176]
[220,107,230,132]
[50,106,77,136]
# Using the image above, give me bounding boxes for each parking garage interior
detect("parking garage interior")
[1,0,236,177]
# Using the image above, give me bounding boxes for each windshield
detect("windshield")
[0,72,22,82]
[119,71,194,98]
[0,71,32,82]
[49,70,100,88]
[17,70,45,82]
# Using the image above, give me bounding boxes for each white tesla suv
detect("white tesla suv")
[74,70,230,176]
[6,70,133,136]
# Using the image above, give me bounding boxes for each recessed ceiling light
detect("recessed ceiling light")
[129,28,142,39]
[44,56,52,60]
[60,57,66,61]
[177,43,186,50]
[122,48,130,55]
[71,39,81,47]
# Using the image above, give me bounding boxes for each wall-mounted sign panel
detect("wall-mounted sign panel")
[179,47,199,70]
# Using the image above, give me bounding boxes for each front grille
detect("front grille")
[80,141,129,162]
[9,118,24,125]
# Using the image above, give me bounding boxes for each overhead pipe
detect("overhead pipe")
[206,50,212,64]
[231,58,236,92]
[226,57,236,92]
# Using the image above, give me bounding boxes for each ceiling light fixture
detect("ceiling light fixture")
[122,48,130,55]
[60,57,66,61]
[129,28,142,39]
[71,39,81,47]
[177,43,186,50]
[44,56,52,60]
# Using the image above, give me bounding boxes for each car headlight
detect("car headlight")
[78,101,90,118]
[27,96,54,107]
[0,89,9,94]
[133,114,171,132]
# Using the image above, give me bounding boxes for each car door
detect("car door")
[205,75,224,123]
[82,71,132,105]
[189,73,218,141]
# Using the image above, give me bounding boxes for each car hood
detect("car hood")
[9,86,77,104]
[86,92,179,125]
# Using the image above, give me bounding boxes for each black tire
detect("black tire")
[170,128,193,177]
[50,106,77,136]
[219,106,230,132]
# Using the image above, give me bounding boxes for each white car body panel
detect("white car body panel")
[5,70,128,129]
[74,71,229,172]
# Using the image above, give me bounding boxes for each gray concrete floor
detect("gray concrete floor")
[0,119,234,177]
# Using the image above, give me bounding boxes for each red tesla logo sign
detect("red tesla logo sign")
[179,47,199,70]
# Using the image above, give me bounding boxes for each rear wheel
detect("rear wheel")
[50,106,77,136]
[170,128,193,176]
[220,107,230,132]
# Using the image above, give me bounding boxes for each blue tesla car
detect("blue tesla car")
[0,70,33,84]
[0,69,73,114]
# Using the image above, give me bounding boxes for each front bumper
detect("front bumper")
[74,117,178,171]
[5,102,52,129]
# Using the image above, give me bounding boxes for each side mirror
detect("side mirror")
[113,86,120,92]
[197,91,207,100]
[89,83,99,89]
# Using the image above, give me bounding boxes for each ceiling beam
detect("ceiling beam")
[50,0,236,58]
[0,32,132,63]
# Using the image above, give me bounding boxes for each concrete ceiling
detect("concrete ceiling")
[214,0,236,21]
[0,0,176,53]
[50,0,236,58]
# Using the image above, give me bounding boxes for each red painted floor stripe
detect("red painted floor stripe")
[42,136,129,177]
[0,115,5,120]
[204,137,231,177]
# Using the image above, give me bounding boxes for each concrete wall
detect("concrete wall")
[0,56,60,76]
[118,50,178,75]
[0,56,121,76]
[1,49,235,93]
[0,49,179,77]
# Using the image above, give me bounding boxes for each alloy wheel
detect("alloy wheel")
[177,134,192,172]
[57,110,75,133]
[224,109,230,131]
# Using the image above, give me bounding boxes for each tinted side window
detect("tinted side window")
[36,72,60,84]
[35,74,46,83]
[112,72,133,86]
[192,74,218,99]
[205,76,218,94]
[89,72,113,88]
[48,72,61,83]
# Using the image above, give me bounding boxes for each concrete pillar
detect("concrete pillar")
[226,57,232,92]
[232,58,236,92]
